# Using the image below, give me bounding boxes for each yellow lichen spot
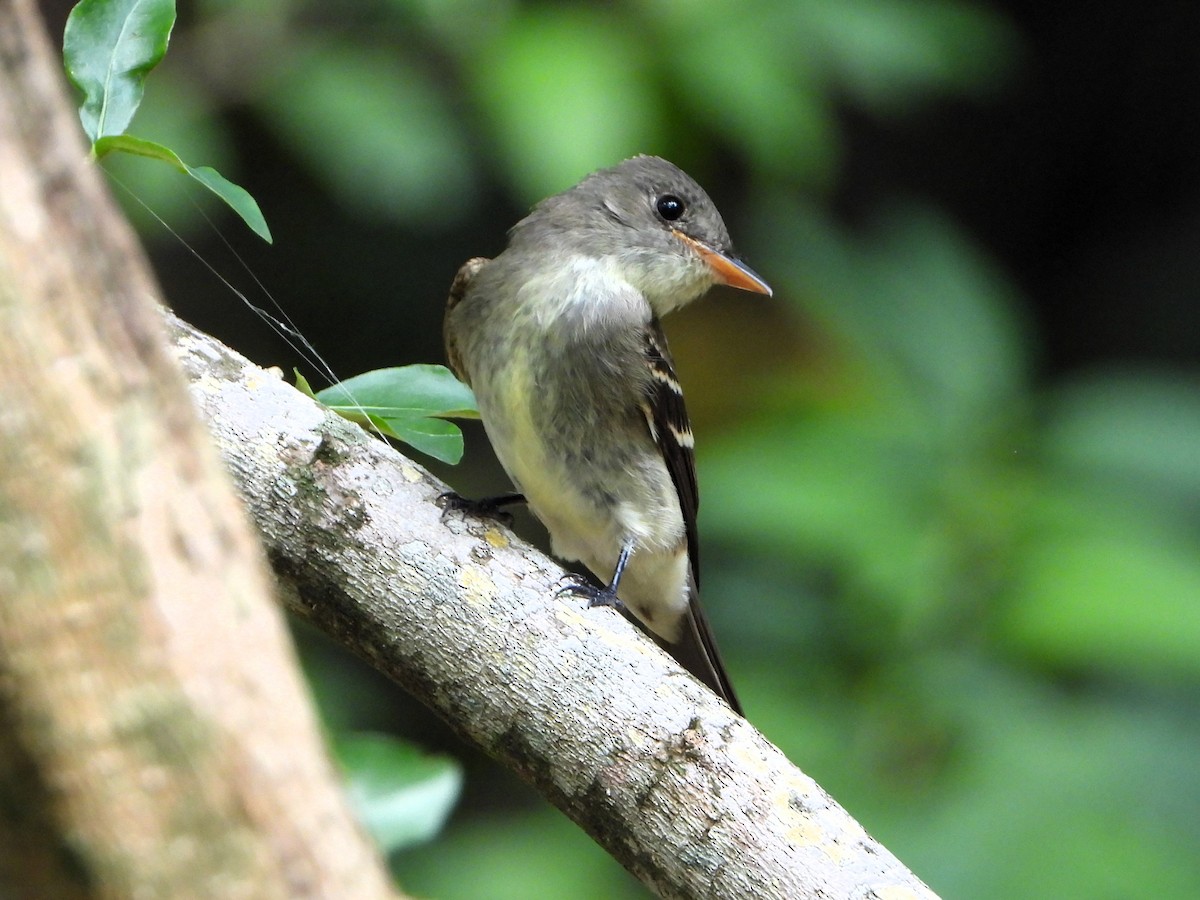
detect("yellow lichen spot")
[460,566,496,606]
[246,368,277,391]
[484,528,509,549]
[399,463,422,483]
[785,817,826,848]
[555,605,589,629]
[773,773,840,853]
[821,834,851,864]
[730,739,772,776]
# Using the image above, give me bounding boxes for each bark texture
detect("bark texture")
[0,2,398,896]
[171,314,940,900]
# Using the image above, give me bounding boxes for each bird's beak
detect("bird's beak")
[674,230,772,296]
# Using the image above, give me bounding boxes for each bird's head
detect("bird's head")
[512,155,771,316]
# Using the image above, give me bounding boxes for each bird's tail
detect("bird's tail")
[660,591,742,715]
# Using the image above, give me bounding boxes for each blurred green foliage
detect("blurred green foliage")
[334,732,463,853]
[98,0,1200,896]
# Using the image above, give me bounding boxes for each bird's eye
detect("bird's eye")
[655,194,686,221]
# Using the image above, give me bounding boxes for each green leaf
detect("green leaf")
[293,369,317,399]
[316,366,478,420]
[333,411,465,464]
[93,134,272,242]
[91,70,235,237]
[185,165,272,243]
[334,733,462,854]
[374,415,466,465]
[316,366,476,464]
[64,0,177,141]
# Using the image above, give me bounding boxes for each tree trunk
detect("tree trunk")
[0,1,398,896]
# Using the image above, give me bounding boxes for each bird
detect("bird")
[442,155,771,715]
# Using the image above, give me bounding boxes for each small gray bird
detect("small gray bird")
[443,155,770,715]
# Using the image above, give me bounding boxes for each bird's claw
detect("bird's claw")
[556,577,626,612]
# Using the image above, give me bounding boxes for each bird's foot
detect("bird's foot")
[556,576,626,612]
[437,491,525,526]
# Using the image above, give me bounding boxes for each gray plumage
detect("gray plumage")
[444,155,770,714]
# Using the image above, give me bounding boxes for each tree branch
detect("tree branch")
[170,313,940,900]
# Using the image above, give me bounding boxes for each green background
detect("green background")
[45,0,1200,896]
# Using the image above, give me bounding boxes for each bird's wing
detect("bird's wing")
[639,319,742,714]
[443,256,490,386]
[640,318,700,584]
